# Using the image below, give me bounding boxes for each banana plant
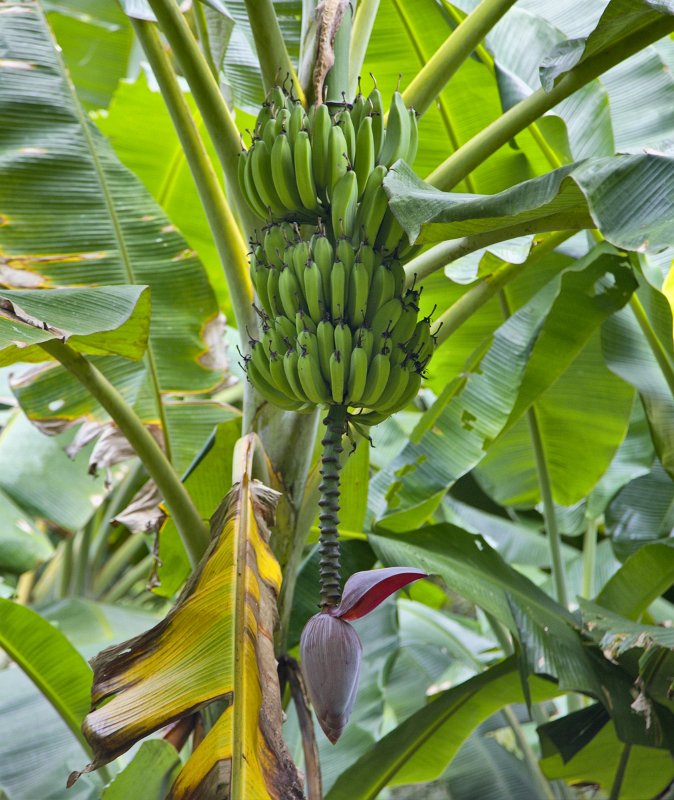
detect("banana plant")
[2,0,674,798]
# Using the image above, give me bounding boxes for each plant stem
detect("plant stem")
[630,293,674,396]
[349,0,380,97]
[74,513,96,596]
[318,404,347,608]
[325,2,352,104]
[427,17,674,189]
[60,536,74,598]
[146,0,257,234]
[243,0,306,105]
[191,0,217,78]
[428,231,574,348]
[609,744,632,800]
[526,406,569,610]
[581,516,598,599]
[403,0,517,117]
[101,553,154,603]
[40,340,209,566]
[93,532,148,597]
[132,19,255,339]
[501,705,556,800]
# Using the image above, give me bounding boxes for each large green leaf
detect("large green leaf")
[602,280,674,476]
[0,411,106,532]
[325,657,559,799]
[0,599,92,752]
[369,526,603,695]
[93,74,229,309]
[0,3,224,462]
[368,277,552,531]
[43,0,133,110]
[0,286,149,366]
[385,156,674,251]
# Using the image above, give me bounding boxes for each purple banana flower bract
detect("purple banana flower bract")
[300,567,427,743]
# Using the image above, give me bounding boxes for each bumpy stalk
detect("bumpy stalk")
[318,404,348,608]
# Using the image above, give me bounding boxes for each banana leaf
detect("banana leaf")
[71,437,303,798]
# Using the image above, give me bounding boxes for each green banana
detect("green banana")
[354,115,375,199]
[378,90,410,168]
[252,265,273,317]
[270,85,287,114]
[375,363,409,413]
[255,102,273,132]
[371,297,403,339]
[266,268,283,317]
[350,86,368,133]
[337,109,356,164]
[251,139,285,216]
[288,101,306,146]
[355,325,374,362]
[250,340,274,385]
[326,123,349,199]
[311,103,331,203]
[389,370,421,412]
[366,263,395,322]
[283,350,307,402]
[274,313,297,344]
[316,319,334,381]
[293,131,320,212]
[312,233,334,293]
[298,348,331,404]
[367,81,385,159]
[360,352,391,407]
[347,345,368,404]
[269,351,298,400]
[331,169,359,239]
[292,239,311,284]
[263,225,286,268]
[279,266,303,318]
[406,107,419,166]
[275,107,291,137]
[330,259,348,320]
[271,132,302,211]
[354,164,388,245]
[390,300,419,348]
[334,321,352,376]
[242,148,270,219]
[330,350,346,403]
[247,358,306,411]
[296,309,316,335]
[303,260,325,323]
[347,259,369,327]
[375,207,406,254]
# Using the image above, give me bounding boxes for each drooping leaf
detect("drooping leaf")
[0,286,149,366]
[0,3,225,459]
[325,657,560,799]
[73,442,303,798]
[0,598,92,752]
[385,156,674,251]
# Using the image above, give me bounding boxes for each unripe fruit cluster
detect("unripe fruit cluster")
[245,223,436,425]
[239,83,436,422]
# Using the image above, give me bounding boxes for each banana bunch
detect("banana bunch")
[243,223,436,425]
[237,81,419,258]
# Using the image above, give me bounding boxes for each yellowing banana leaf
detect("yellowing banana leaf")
[72,437,303,798]
[0,285,149,366]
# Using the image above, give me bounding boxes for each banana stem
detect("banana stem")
[403,0,517,118]
[318,404,348,608]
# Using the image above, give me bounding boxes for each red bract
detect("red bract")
[300,567,427,742]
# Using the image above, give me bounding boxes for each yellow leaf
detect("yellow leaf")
[72,436,303,799]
